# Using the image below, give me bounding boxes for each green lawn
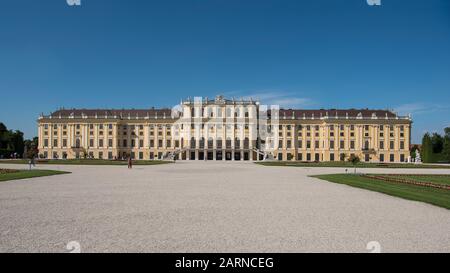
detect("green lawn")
[312,174,450,209]
[256,161,450,169]
[0,169,70,182]
[0,159,171,166]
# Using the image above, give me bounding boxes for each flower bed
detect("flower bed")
[362,174,450,190]
[0,169,20,175]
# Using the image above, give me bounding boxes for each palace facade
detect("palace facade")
[37,95,412,162]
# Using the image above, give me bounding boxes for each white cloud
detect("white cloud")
[394,103,450,116]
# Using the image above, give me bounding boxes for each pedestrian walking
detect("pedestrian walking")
[128,156,133,169]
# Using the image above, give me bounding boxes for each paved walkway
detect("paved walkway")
[0,162,449,253]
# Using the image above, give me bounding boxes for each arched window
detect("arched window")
[208,138,214,149]
[226,138,232,149]
[75,138,81,148]
[244,137,250,149]
[235,137,240,149]
[226,108,232,118]
[199,137,205,149]
[190,137,196,149]
[216,138,222,149]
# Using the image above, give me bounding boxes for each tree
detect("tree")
[348,154,360,174]
[421,133,433,163]
[24,137,39,159]
[0,124,23,158]
[431,132,444,154]
[443,127,450,163]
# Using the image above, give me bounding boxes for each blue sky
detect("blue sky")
[0,0,449,143]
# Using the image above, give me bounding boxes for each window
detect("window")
[298,140,303,149]
[278,140,283,148]
[315,141,319,149]
[330,140,335,150]
[380,154,384,162]
[330,154,335,161]
[400,141,405,150]
[139,152,144,160]
[340,140,345,149]
[123,140,127,147]
[306,141,311,149]
[108,139,113,147]
[131,139,135,147]
[315,153,320,161]
[166,140,171,147]
[140,139,144,148]
[287,140,292,148]
[306,153,311,161]
[379,141,384,150]
[90,139,94,147]
[108,152,113,159]
[390,141,394,150]
[99,152,103,159]
[63,139,67,147]
[99,139,103,148]
[53,139,58,147]
[390,154,395,162]
[208,138,214,149]
[150,140,154,148]
[297,153,303,161]
[350,141,355,150]
[400,154,405,162]
[226,139,232,149]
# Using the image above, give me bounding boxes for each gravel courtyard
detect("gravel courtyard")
[1,162,450,253]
